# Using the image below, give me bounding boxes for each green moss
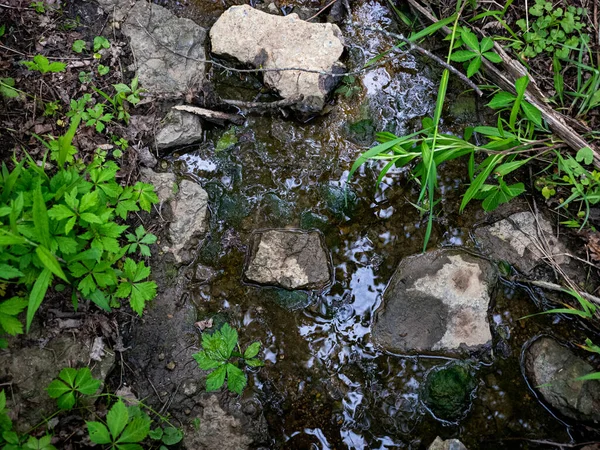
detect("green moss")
[422,361,477,421]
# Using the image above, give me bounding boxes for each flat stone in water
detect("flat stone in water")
[155,110,203,150]
[244,230,331,290]
[372,249,497,353]
[524,336,600,423]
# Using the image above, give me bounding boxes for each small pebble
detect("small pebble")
[158,353,165,361]
[166,361,176,370]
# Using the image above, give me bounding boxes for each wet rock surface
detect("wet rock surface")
[524,336,600,423]
[372,249,497,353]
[244,229,331,289]
[209,5,345,112]
[0,334,114,432]
[428,437,468,450]
[120,1,206,95]
[155,110,204,150]
[474,211,568,274]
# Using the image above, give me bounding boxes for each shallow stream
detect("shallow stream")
[152,0,598,447]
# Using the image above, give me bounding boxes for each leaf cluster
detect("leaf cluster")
[449,28,502,78]
[514,0,589,59]
[46,367,101,410]
[0,117,159,337]
[21,55,66,75]
[1,390,56,450]
[87,400,150,450]
[192,323,263,395]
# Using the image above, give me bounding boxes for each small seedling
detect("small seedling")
[98,64,110,76]
[450,29,502,77]
[192,323,264,395]
[335,75,361,98]
[125,226,157,257]
[87,400,151,449]
[93,36,110,52]
[148,426,184,446]
[47,367,101,410]
[79,71,92,84]
[72,40,86,53]
[82,103,113,132]
[44,100,61,117]
[30,1,46,13]
[22,54,66,74]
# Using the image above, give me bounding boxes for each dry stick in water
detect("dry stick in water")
[405,0,600,170]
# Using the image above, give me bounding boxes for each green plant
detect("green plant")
[0,111,159,331]
[87,400,150,450]
[93,36,110,53]
[193,323,264,395]
[43,100,61,117]
[30,1,46,14]
[95,78,143,124]
[0,297,28,348]
[22,55,66,74]
[47,367,101,410]
[82,104,113,133]
[148,426,184,447]
[577,339,600,381]
[98,65,109,76]
[522,287,596,320]
[335,75,361,98]
[0,78,19,99]
[513,0,589,60]
[72,40,86,53]
[488,76,543,128]
[125,226,157,257]
[0,390,12,445]
[449,28,502,77]
[79,71,92,84]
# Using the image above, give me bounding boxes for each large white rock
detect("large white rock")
[210,5,345,112]
[372,250,497,353]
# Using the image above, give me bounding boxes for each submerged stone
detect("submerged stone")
[218,194,251,228]
[262,193,294,227]
[524,336,600,423]
[422,361,477,421]
[244,230,331,290]
[300,211,330,232]
[210,5,345,112]
[322,185,358,220]
[264,288,312,310]
[428,437,469,450]
[372,249,497,353]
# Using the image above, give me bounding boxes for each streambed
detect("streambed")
[132,0,599,447]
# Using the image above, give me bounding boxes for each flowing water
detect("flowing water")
[153,0,598,447]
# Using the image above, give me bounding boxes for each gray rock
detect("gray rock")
[183,396,253,450]
[121,2,206,95]
[524,336,600,423]
[474,211,568,274]
[244,230,331,290]
[210,5,345,112]
[137,146,157,168]
[372,249,497,353]
[0,335,114,432]
[155,110,203,150]
[168,180,209,263]
[428,437,468,450]
[139,168,177,203]
[139,170,208,263]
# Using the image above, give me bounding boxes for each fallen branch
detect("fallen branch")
[406,0,600,170]
[221,95,304,112]
[516,278,600,309]
[172,105,244,125]
[364,26,483,96]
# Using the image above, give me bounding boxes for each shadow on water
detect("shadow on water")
[155,0,599,447]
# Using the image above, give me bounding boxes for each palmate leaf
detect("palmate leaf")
[107,400,128,441]
[0,264,23,279]
[193,350,222,370]
[87,421,111,444]
[205,365,227,391]
[226,363,247,395]
[116,416,150,444]
[220,323,238,358]
[449,50,476,62]
[0,297,27,335]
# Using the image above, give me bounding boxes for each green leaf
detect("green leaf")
[162,427,183,445]
[220,323,238,359]
[461,29,480,51]
[107,400,129,441]
[494,159,531,176]
[72,40,86,53]
[33,184,50,248]
[576,372,600,381]
[245,358,264,367]
[0,313,24,336]
[483,51,502,63]
[449,50,476,62]
[193,351,222,370]
[480,37,494,52]
[59,367,78,387]
[129,281,156,316]
[26,268,52,332]
[149,428,163,440]
[521,101,542,126]
[56,391,76,410]
[576,147,594,165]
[35,246,68,282]
[46,380,71,399]
[466,57,482,78]
[205,365,227,391]
[116,416,150,444]
[75,368,101,395]
[0,264,24,279]
[226,363,247,395]
[0,297,27,316]
[87,421,112,444]
[243,342,261,359]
